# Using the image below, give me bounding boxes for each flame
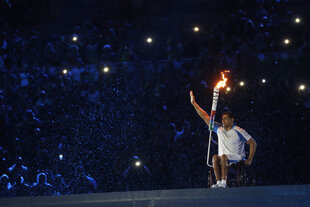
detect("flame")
[216,70,230,88]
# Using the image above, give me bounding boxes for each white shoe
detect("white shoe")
[211,183,227,188]
[218,183,227,188]
[211,183,220,188]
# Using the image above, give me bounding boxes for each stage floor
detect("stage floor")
[1,185,310,207]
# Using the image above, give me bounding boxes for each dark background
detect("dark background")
[0,0,309,197]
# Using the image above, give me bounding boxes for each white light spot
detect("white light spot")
[299,84,306,91]
[146,37,152,43]
[103,66,109,73]
[193,26,199,32]
[72,35,78,41]
[284,38,290,45]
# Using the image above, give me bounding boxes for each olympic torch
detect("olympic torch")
[206,70,229,167]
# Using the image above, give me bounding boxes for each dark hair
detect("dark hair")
[222,111,234,119]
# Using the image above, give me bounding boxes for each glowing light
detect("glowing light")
[135,161,141,167]
[239,81,245,86]
[62,69,68,74]
[103,66,109,73]
[146,37,152,43]
[226,87,231,92]
[215,70,230,88]
[59,154,63,160]
[262,79,266,83]
[299,84,306,91]
[193,26,200,32]
[72,35,78,42]
[295,17,301,23]
[284,38,290,45]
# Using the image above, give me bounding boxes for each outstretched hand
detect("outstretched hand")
[190,91,195,105]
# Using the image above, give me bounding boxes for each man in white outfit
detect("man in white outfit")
[190,91,257,188]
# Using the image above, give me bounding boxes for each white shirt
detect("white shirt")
[214,124,254,161]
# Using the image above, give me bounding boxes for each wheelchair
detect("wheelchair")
[207,158,256,188]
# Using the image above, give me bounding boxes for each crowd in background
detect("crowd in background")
[0,0,310,197]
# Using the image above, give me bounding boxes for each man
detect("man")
[190,91,257,188]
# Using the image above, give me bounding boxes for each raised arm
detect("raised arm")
[190,91,211,127]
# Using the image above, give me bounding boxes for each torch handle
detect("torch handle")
[207,87,220,168]
[206,129,213,168]
[209,110,216,131]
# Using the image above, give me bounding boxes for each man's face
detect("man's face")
[222,114,234,127]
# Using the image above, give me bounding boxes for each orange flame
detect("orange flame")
[216,70,230,88]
